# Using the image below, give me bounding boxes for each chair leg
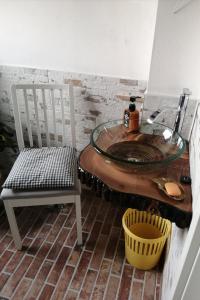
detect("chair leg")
[3,201,22,250]
[75,195,82,245]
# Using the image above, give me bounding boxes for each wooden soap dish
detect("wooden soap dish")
[152,177,185,201]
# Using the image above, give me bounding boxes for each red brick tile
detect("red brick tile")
[48,246,71,285]
[47,227,70,260]
[52,265,74,300]
[37,260,54,280]
[92,259,112,299]
[81,199,93,218]
[67,244,82,266]
[46,210,59,225]
[38,284,54,300]
[0,196,163,300]
[114,208,125,227]
[11,278,32,300]
[155,285,161,300]
[111,239,125,276]
[101,207,117,235]
[15,208,33,233]
[2,255,33,298]
[61,203,74,215]
[143,271,156,300]
[5,251,25,274]
[130,281,143,300]
[104,275,120,300]
[81,194,94,219]
[118,264,134,300]
[0,217,9,240]
[25,260,53,300]
[96,201,110,222]
[79,269,98,300]
[23,237,34,250]
[83,201,101,233]
[134,268,145,281]
[26,242,52,279]
[65,222,77,247]
[0,273,10,291]
[70,251,92,291]
[64,206,76,228]
[64,289,78,300]
[20,208,42,239]
[46,214,66,243]
[12,207,37,239]
[8,240,15,251]
[65,230,87,251]
[0,250,14,272]
[8,236,33,252]
[4,238,33,272]
[85,221,102,251]
[156,271,162,285]
[104,227,120,260]
[0,235,12,254]
[5,210,33,244]
[27,208,49,238]
[90,234,108,271]
[27,224,51,255]
[27,238,44,256]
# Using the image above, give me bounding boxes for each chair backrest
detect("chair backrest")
[11,84,76,151]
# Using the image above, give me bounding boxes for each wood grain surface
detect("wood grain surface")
[79,145,192,214]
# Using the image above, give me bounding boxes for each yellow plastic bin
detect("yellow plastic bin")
[122,208,171,270]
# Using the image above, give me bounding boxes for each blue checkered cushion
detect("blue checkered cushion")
[2,147,76,190]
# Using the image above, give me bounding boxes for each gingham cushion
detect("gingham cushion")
[2,147,76,190]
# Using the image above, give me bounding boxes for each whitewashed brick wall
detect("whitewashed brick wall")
[0,65,145,177]
[0,65,145,151]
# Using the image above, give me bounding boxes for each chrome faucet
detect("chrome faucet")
[147,88,191,134]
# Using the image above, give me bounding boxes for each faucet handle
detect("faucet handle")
[183,88,192,96]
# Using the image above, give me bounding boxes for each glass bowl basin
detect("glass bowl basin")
[90,120,186,173]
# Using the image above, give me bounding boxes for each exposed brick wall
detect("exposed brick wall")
[0,65,146,177]
[0,65,146,151]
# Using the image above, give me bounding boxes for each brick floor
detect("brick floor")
[0,187,162,300]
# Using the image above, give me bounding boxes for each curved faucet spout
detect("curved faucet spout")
[147,89,191,134]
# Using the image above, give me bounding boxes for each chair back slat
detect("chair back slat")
[11,86,25,150]
[41,88,50,147]
[60,89,67,147]
[23,89,33,147]
[32,87,42,148]
[11,84,76,149]
[50,89,58,146]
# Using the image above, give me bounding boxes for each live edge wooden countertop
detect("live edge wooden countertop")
[79,144,192,215]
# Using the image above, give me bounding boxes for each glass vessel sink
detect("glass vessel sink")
[91,120,186,173]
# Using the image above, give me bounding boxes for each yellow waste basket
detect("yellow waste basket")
[122,208,171,270]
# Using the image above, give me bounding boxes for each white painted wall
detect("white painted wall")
[148,1,200,299]
[0,0,157,80]
[148,0,200,98]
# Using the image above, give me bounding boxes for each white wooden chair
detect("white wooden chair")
[0,84,82,250]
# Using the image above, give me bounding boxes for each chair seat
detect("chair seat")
[1,84,83,250]
[2,147,76,190]
[1,187,78,200]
